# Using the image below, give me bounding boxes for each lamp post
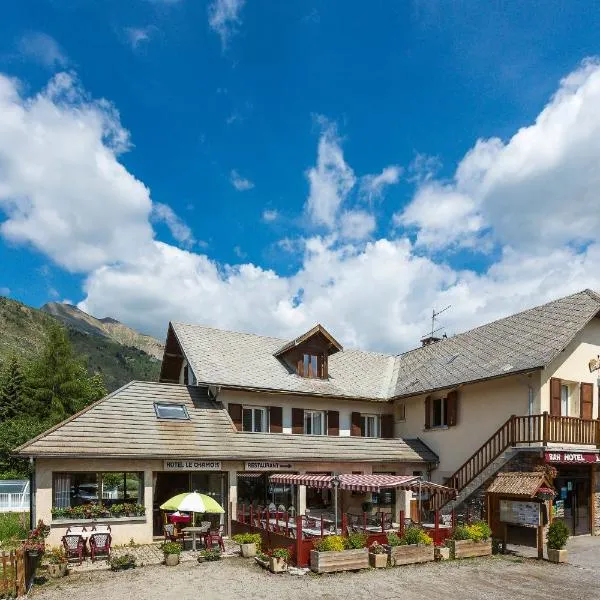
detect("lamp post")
[332,474,340,532]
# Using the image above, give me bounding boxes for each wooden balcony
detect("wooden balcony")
[447,413,600,493]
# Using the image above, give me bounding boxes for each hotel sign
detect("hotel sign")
[164,460,222,471]
[245,461,294,471]
[545,452,600,464]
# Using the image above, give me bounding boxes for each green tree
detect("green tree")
[0,355,26,420]
[25,324,107,420]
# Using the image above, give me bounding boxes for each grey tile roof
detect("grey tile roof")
[172,289,600,400]
[15,381,437,463]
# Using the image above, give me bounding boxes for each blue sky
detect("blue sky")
[1,0,600,352]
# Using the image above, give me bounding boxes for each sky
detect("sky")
[1,0,600,353]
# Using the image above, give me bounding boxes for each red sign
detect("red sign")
[545,451,600,464]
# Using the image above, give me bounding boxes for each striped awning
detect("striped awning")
[237,472,264,479]
[269,473,456,495]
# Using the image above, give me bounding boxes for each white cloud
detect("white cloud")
[262,209,278,222]
[152,202,195,248]
[339,210,376,240]
[0,286,10,296]
[305,118,356,228]
[208,0,245,50]
[231,170,254,191]
[360,165,402,201]
[17,32,68,69]
[125,27,153,49]
[0,72,154,272]
[396,58,600,253]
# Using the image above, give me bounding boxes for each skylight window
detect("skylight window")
[154,403,189,420]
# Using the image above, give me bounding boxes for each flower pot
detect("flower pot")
[369,552,388,568]
[240,542,257,558]
[547,547,567,563]
[435,547,450,561]
[269,557,288,573]
[197,556,205,564]
[47,563,68,578]
[255,556,269,570]
[164,553,180,566]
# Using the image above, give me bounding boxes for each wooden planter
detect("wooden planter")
[240,543,257,558]
[310,548,369,573]
[446,539,492,559]
[386,544,434,566]
[547,548,567,563]
[269,557,288,573]
[369,552,388,568]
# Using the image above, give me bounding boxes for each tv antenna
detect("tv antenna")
[422,305,451,341]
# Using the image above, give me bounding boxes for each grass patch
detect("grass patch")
[0,512,29,546]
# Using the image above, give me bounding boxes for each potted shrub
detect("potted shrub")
[385,527,434,566]
[24,520,50,558]
[254,551,269,570]
[310,534,369,573]
[368,541,388,568]
[110,554,136,571]
[198,549,221,563]
[446,521,492,559]
[46,547,68,578]
[232,533,261,558]
[161,541,183,566]
[269,547,290,573]
[547,519,569,563]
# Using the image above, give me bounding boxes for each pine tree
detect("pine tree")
[0,355,25,420]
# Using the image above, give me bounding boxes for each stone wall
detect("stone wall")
[593,465,600,535]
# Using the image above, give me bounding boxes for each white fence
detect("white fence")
[0,492,30,512]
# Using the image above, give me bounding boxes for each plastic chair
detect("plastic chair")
[62,534,85,565]
[163,523,184,542]
[206,526,225,552]
[89,532,112,562]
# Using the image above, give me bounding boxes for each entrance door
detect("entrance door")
[554,473,591,535]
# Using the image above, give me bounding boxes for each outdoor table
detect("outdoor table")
[422,523,452,530]
[182,526,209,551]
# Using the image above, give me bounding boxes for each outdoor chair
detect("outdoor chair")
[62,534,85,565]
[206,527,225,552]
[91,524,111,533]
[163,523,185,543]
[66,525,87,536]
[89,532,112,562]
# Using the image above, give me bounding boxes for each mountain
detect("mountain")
[41,302,164,360]
[0,296,162,392]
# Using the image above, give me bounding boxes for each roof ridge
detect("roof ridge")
[172,321,288,344]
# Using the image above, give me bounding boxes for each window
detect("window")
[396,403,406,422]
[561,384,569,416]
[154,403,189,420]
[304,410,325,435]
[242,407,267,432]
[432,397,448,428]
[301,354,320,378]
[53,472,144,509]
[360,414,380,438]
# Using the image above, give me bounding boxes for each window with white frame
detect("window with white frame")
[242,407,268,433]
[432,397,448,428]
[304,410,325,435]
[360,414,381,438]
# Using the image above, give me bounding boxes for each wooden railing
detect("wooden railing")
[445,413,600,498]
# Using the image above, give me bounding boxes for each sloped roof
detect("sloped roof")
[486,471,551,497]
[15,381,437,463]
[168,289,600,400]
[273,323,342,357]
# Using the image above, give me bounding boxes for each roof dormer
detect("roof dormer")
[274,324,342,379]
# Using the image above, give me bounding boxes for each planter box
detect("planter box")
[435,547,450,561]
[369,552,388,568]
[386,544,434,566]
[310,548,369,573]
[164,553,180,566]
[255,556,269,570]
[269,557,288,573]
[240,543,257,558]
[446,539,492,559]
[547,548,567,563]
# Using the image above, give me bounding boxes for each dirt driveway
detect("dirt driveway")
[31,553,600,600]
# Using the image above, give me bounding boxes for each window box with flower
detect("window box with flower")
[446,521,492,559]
[385,528,435,566]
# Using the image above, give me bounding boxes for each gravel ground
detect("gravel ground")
[30,555,600,600]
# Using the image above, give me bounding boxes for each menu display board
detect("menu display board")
[499,500,541,528]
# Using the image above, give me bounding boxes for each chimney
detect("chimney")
[421,335,441,347]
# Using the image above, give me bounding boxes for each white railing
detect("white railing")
[0,492,30,512]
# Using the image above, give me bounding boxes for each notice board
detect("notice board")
[499,500,541,528]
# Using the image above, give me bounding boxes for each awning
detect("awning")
[237,472,264,479]
[269,473,456,495]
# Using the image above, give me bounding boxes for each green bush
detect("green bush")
[547,520,569,550]
[451,525,471,541]
[160,541,182,555]
[270,547,290,560]
[386,532,402,547]
[200,549,221,561]
[0,512,29,543]
[401,526,432,546]
[314,535,346,552]
[466,521,492,542]
[110,554,136,571]
[346,532,368,549]
[232,533,261,549]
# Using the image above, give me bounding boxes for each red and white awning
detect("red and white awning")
[269,473,455,495]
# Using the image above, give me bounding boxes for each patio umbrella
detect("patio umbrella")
[160,491,224,526]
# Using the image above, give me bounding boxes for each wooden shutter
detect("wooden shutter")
[292,408,304,434]
[446,390,458,427]
[327,410,339,436]
[317,354,325,379]
[228,403,242,431]
[381,414,394,439]
[269,406,283,433]
[580,383,593,420]
[297,357,304,377]
[351,412,362,437]
[424,396,431,429]
[550,377,562,416]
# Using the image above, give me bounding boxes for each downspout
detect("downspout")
[29,457,36,529]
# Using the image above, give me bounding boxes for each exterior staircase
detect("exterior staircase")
[436,412,600,512]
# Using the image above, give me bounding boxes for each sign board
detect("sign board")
[545,451,600,464]
[245,461,294,471]
[499,500,541,528]
[553,500,565,518]
[163,460,222,471]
